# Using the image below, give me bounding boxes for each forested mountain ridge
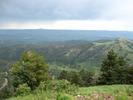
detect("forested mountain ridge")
[0,37,133,70]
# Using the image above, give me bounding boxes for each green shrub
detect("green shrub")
[115,95,128,100]
[37,80,78,94]
[0,85,14,99]
[125,86,133,96]
[56,93,73,100]
[16,83,31,96]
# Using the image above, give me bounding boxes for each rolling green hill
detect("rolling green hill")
[0,38,133,70]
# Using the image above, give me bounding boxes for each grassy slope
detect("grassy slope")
[7,85,133,100]
[79,85,133,95]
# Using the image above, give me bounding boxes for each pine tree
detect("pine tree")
[100,49,126,84]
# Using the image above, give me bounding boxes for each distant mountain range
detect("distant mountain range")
[0,30,133,70]
[0,30,133,44]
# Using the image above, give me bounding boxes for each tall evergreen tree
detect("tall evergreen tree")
[100,49,126,84]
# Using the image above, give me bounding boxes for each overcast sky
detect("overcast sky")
[0,0,133,31]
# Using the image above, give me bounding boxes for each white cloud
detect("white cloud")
[0,20,131,31]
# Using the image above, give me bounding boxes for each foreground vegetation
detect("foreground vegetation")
[8,85,133,100]
[0,49,133,99]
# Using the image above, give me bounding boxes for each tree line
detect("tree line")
[59,49,133,86]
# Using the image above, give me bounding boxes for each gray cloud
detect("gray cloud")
[0,0,109,22]
[1,0,133,30]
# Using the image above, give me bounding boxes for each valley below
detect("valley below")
[0,30,133,100]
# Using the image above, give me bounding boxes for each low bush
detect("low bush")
[16,83,31,96]
[37,79,78,94]
[125,86,133,96]
[56,93,73,100]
